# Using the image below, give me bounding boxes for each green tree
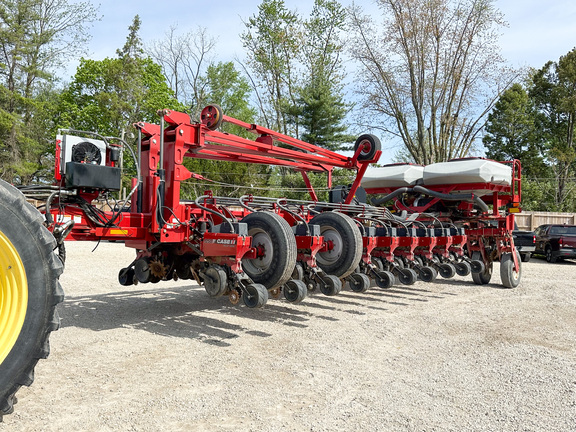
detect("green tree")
[349,0,515,164]
[529,48,576,211]
[298,0,354,152]
[241,0,300,134]
[57,16,183,140]
[0,0,98,183]
[180,61,272,199]
[483,83,547,177]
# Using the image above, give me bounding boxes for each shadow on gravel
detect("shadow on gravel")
[59,277,460,345]
[59,285,318,345]
[438,278,511,290]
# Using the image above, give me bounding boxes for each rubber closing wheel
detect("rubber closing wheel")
[0,180,64,420]
[471,251,492,285]
[200,104,224,130]
[354,134,381,161]
[243,283,268,308]
[242,212,297,289]
[470,259,485,274]
[439,263,456,279]
[398,268,417,285]
[203,265,227,297]
[283,279,307,303]
[375,270,395,288]
[520,252,531,263]
[419,266,438,282]
[454,261,471,276]
[500,251,521,288]
[118,267,135,286]
[348,273,371,293]
[319,274,342,296]
[310,212,362,279]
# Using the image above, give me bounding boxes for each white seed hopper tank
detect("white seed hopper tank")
[423,158,512,196]
[361,163,425,189]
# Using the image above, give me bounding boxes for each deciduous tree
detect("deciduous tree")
[0,0,98,183]
[349,0,515,164]
[58,16,183,140]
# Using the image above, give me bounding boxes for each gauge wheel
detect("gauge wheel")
[500,251,522,288]
[242,212,297,289]
[310,212,362,279]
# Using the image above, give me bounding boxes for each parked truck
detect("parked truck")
[513,228,536,262]
[534,224,576,263]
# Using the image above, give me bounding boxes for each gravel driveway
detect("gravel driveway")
[2,241,575,431]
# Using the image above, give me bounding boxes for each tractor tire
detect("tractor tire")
[0,180,64,420]
[310,212,362,279]
[241,212,297,289]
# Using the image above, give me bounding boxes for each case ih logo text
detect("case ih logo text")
[204,238,237,245]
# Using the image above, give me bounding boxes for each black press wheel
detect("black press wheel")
[398,268,418,285]
[310,212,362,279]
[348,273,371,293]
[470,259,485,274]
[354,134,381,161]
[471,251,492,285]
[500,251,522,288]
[283,279,307,304]
[375,270,395,289]
[439,263,456,279]
[319,274,342,296]
[419,266,438,282]
[242,212,297,289]
[0,180,64,420]
[454,261,471,277]
[243,283,269,308]
[118,267,135,286]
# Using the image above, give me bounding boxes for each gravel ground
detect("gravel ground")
[1,241,576,431]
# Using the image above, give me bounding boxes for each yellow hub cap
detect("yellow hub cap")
[0,230,28,364]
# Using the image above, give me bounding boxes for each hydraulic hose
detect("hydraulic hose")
[371,187,411,206]
[412,185,489,213]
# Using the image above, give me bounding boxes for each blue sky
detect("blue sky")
[72,0,576,161]
[80,0,576,71]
